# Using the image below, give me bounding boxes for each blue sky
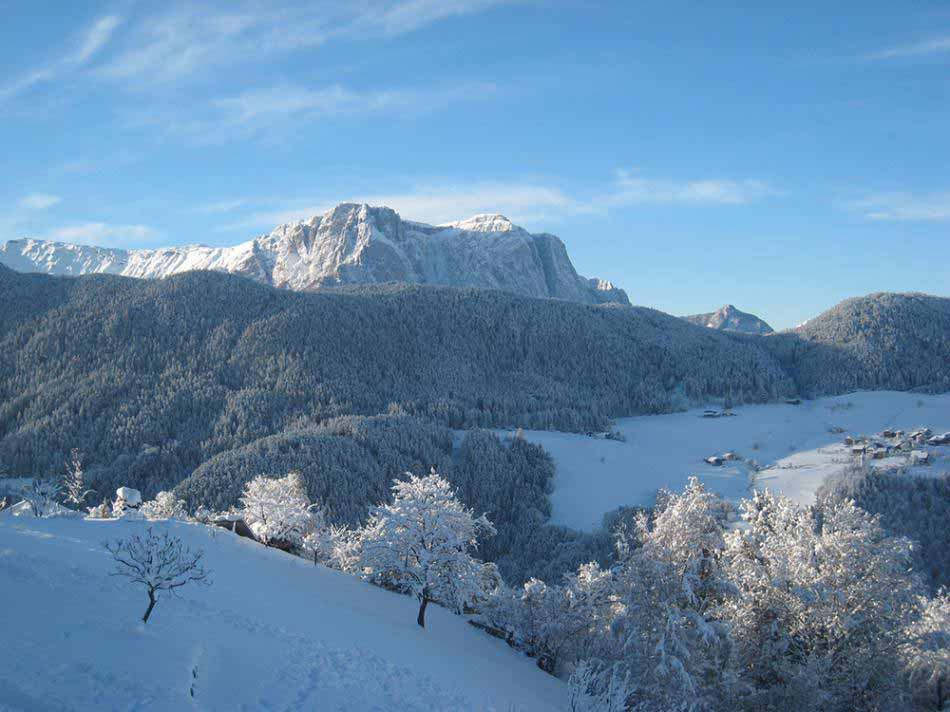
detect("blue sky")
[1,1,948,329]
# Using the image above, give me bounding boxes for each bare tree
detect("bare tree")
[105,528,210,624]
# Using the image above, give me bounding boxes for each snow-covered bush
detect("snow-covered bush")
[240,472,320,548]
[22,478,62,517]
[360,471,495,627]
[113,487,143,518]
[86,499,113,519]
[140,491,189,520]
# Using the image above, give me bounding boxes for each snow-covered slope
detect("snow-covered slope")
[683,304,774,334]
[506,391,950,530]
[0,203,628,305]
[0,516,564,711]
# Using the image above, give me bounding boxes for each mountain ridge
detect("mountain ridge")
[0,203,628,306]
[683,304,774,334]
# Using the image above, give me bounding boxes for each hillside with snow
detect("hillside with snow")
[0,515,564,711]
[0,203,628,306]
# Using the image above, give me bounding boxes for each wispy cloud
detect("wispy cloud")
[0,15,121,103]
[216,170,779,233]
[18,194,62,210]
[193,199,249,215]
[44,222,160,247]
[865,35,950,61]
[353,0,512,37]
[846,191,950,221]
[141,81,498,142]
[600,171,778,207]
[98,1,513,86]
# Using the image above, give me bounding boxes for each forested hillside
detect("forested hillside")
[771,292,950,394]
[1,268,948,562]
[0,268,796,483]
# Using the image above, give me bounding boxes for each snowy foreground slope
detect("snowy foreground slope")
[0,203,627,305]
[512,391,950,531]
[0,517,564,711]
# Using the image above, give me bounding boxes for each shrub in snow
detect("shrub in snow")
[86,499,113,519]
[21,477,62,517]
[240,471,320,548]
[61,448,94,508]
[140,491,189,520]
[360,471,495,628]
[105,527,210,624]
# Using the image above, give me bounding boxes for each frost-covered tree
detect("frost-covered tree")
[902,591,950,712]
[61,448,94,508]
[302,524,360,572]
[611,477,733,711]
[105,527,209,624]
[720,490,923,711]
[361,471,495,627]
[240,472,320,548]
[568,661,628,712]
[141,491,189,520]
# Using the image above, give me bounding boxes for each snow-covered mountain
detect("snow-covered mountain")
[683,304,774,335]
[0,203,629,305]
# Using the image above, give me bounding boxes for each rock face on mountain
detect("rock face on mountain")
[0,203,628,305]
[683,304,774,335]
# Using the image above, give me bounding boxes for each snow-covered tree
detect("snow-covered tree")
[60,448,94,508]
[105,527,209,624]
[611,477,733,711]
[240,472,320,548]
[568,661,628,712]
[902,591,950,712]
[720,490,923,711]
[302,524,360,572]
[360,471,495,627]
[141,491,189,520]
[22,477,62,517]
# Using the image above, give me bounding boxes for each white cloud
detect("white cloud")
[194,199,248,215]
[599,171,778,207]
[212,81,496,130]
[865,35,950,61]
[18,193,62,210]
[355,0,512,36]
[69,15,123,65]
[98,1,513,85]
[846,191,950,221]
[217,171,777,233]
[141,81,498,142]
[44,223,160,247]
[0,15,121,103]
